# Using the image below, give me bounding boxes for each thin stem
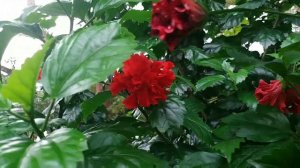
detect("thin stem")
[41,99,56,132]
[56,0,71,18]
[209,8,300,19]
[84,16,96,27]
[29,113,45,138]
[6,110,30,123]
[56,0,73,33]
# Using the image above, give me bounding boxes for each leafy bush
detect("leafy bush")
[1,0,300,167]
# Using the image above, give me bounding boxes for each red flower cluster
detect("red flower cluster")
[151,0,206,51]
[110,53,176,109]
[255,80,300,114]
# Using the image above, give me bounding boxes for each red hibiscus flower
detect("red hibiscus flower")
[110,53,175,109]
[151,0,206,51]
[285,88,300,114]
[255,80,286,112]
[255,80,300,114]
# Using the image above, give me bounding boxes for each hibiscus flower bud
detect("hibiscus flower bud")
[255,80,286,112]
[151,0,206,51]
[110,53,176,109]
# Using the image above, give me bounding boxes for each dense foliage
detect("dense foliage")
[1,0,300,167]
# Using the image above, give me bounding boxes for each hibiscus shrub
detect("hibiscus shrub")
[1,0,300,167]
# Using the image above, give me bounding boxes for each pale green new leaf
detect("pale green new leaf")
[1,40,53,111]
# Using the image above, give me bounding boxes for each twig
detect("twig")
[6,110,30,123]
[41,99,56,132]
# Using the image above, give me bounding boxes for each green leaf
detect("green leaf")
[150,95,186,133]
[0,112,30,140]
[214,138,245,162]
[2,40,53,111]
[184,99,213,144]
[252,28,284,49]
[221,106,293,142]
[94,0,152,15]
[231,141,300,168]
[87,132,127,152]
[179,152,227,168]
[183,46,208,63]
[281,33,300,48]
[42,22,137,98]
[22,1,90,21]
[279,41,300,66]
[85,131,167,168]
[0,137,33,168]
[265,60,288,77]
[195,58,224,71]
[196,75,226,92]
[122,10,151,24]
[81,91,112,122]
[238,0,267,9]
[221,13,244,30]
[0,21,43,60]
[237,91,258,109]
[228,69,249,84]
[248,140,300,167]
[62,105,81,127]
[0,88,11,110]
[0,128,87,168]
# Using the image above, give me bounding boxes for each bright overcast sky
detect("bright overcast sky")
[0,0,70,69]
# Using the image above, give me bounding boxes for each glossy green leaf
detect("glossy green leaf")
[2,40,53,111]
[150,95,186,133]
[0,137,33,168]
[196,75,226,92]
[0,112,29,140]
[85,131,167,168]
[81,91,112,121]
[0,88,11,110]
[231,141,300,168]
[0,128,87,168]
[42,22,137,98]
[214,138,245,162]
[279,41,300,66]
[248,140,300,167]
[121,10,151,24]
[183,46,208,63]
[228,69,249,84]
[94,0,152,15]
[195,58,224,71]
[0,21,43,60]
[179,152,227,168]
[184,99,213,144]
[237,91,258,109]
[238,0,266,9]
[62,105,81,127]
[221,107,293,142]
[265,60,288,77]
[252,28,284,49]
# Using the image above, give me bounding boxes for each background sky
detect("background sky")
[0,0,70,69]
